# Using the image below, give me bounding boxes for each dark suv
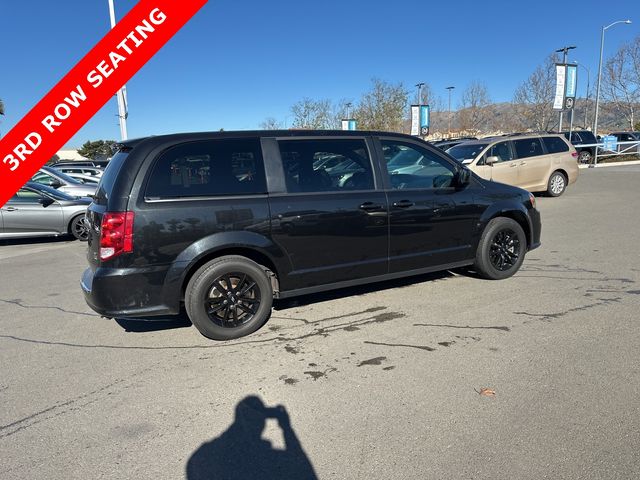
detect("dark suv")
[82,131,541,340]
[562,130,598,163]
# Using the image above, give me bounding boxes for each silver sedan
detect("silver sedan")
[0,182,91,241]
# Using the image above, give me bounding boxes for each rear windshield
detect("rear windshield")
[95,150,129,203]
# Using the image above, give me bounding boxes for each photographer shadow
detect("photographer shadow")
[186,396,317,480]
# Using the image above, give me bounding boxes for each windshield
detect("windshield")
[30,183,77,201]
[387,148,423,167]
[446,143,488,162]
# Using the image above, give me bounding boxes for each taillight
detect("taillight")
[571,151,579,158]
[529,193,536,209]
[99,212,134,261]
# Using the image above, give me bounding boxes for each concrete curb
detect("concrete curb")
[579,160,640,169]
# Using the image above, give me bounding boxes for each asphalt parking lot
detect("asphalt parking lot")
[1,165,640,480]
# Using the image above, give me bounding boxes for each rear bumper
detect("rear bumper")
[528,207,542,250]
[81,265,179,318]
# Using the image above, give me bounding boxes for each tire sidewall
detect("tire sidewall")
[578,150,591,163]
[186,256,273,340]
[475,218,526,280]
[70,215,89,241]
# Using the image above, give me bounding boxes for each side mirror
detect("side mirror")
[456,168,470,186]
[49,179,63,188]
[39,197,55,207]
[485,156,500,166]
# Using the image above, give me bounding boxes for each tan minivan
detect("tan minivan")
[446,134,579,196]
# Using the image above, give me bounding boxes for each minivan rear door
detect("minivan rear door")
[267,137,389,291]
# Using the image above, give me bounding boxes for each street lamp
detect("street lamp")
[415,82,425,105]
[593,20,632,138]
[108,0,128,141]
[345,102,352,120]
[555,45,576,132]
[446,86,455,136]
[572,62,591,129]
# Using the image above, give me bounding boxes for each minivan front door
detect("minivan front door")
[378,138,480,273]
[268,137,388,291]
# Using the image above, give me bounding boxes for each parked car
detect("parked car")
[82,130,541,340]
[561,130,598,163]
[608,132,640,153]
[62,172,101,185]
[32,166,97,197]
[432,138,476,150]
[54,166,103,177]
[0,182,91,241]
[54,160,110,168]
[446,133,579,197]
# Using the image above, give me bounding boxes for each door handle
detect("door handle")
[359,202,384,212]
[509,163,517,168]
[4,206,17,211]
[392,200,414,209]
[519,162,526,166]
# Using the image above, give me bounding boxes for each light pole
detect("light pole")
[593,20,632,138]
[345,102,352,119]
[415,82,425,105]
[573,62,591,129]
[555,46,576,132]
[108,0,128,141]
[446,86,455,137]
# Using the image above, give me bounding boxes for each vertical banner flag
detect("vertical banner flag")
[564,64,577,110]
[0,0,208,206]
[410,105,420,136]
[341,119,357,131]
[553,64,566,111]
[420,105,430,135]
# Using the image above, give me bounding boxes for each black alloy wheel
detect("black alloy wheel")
[70,215,89,241]
[185,255,273,340]
[489,228,521,271]
[204,272,261,328]
[474,217,526,280]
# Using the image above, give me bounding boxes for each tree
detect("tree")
[513,53,559,131]
[290,98,333,129]
[46,154,60,166]
[259,117,283,130]
[353,78,409,132]
[602,36,640,130]
[78,140,116,160]
[458,81,493,133]
[0,99,4,116]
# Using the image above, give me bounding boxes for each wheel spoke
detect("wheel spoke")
[237,281,256,298]
[237,303,255,315]
[232,306,239,323]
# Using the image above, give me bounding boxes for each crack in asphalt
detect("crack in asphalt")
[0,298,99,317]
[364,341,435,351]
[513,297,622,322]
[413,323,510,332]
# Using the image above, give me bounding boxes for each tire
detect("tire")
[474,217,526,280]
[69,214,89,241]
[546,171,567,197]
[185,255,273,340]
[578,150,592,164]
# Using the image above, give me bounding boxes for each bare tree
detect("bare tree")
[602,36,640,130]
[513,53,559,131]
[353,78,409,131]
[290,98,333,129]
[458,81,493,133]
[259,117,282,130]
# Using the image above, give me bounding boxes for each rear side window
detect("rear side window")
[95,150,129,203]
[145,139,267,199]
[542,136,569,154]
[278,139,374,193]
[513,138,544,159]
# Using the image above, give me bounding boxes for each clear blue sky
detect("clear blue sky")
[1,0,637,147]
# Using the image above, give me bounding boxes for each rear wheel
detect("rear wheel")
[546,171,567,197]
[69,215,89,241]
[185,256,273,340]
[578,150,592,164]
[474,217,526,280]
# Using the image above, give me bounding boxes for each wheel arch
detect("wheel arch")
[480,203,533,249]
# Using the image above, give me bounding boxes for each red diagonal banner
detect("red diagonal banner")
[0,0,208,206]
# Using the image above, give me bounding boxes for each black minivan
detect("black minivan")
[82,130,541,340]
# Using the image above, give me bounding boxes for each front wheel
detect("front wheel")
[185,256,273,340]
[474,217,526,280]
[70,215,89,241]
